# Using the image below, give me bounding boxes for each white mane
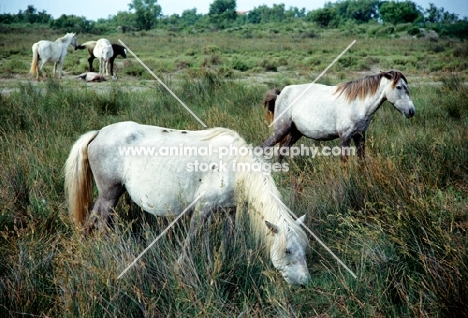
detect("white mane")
[231,134,308,252]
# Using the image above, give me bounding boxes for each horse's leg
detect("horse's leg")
[340,136,352,162]
[100,58,104,75]
[203,214,212,267]
[88,56,95,72]
[221,208,236,260]
[53,61,57,78]
[177,202,212,265]
[109,57,116,75]
[59,56,66,78]
[277,123,303,160]
[260,121,291,149]
[39,60,47,79]
[352,131,366,159]
[85,183,125,233]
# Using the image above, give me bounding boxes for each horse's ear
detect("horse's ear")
[296,215,306,225]
[381,70,394,80]
[265,221,279,234]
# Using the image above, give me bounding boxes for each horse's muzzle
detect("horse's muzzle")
[406,108,416,118]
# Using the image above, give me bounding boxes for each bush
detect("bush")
[407,27,420,36]
[260,58,277,72]
[453,43,468,58]
[231,57,250,72]
[202,45,220,55]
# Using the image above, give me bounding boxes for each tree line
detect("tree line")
[1,0,467,39]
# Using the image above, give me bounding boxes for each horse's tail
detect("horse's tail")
[30,43,39,78]
[263,88,281,124]
[64,130,99,226]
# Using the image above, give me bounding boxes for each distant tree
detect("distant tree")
[181,8,201,26]
[269,4,286,22]
[425,3,443,23]
[307,7,338,27]
[440,19,468,40]
[425,3,459,24]
[0,13,16,24]
[340,0,380,23]
[24,5,37,23]
[208,0,237,28]
[246,5,269,24]
[285,7,306,19]
[50,14,94,33]
[129,0,162,30]
[15,5,52,24]
[112,11,136,27]
[379,1,422,25]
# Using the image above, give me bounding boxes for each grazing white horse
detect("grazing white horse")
[30,33,77,81]
[262,70,416,160]
[93,38,114,76]
[64,121,311,285]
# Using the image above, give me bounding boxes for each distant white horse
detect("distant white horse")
[76,40,127,74]
[262,70,416,160]
[93,38,114,76]
[64,121,311,285]
[30,32,77,81]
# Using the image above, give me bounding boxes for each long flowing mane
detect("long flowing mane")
[230,134,307,252]
[335,70,407,102]
[201,128,308,252]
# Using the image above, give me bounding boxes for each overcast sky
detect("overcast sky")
[1,0,467,21]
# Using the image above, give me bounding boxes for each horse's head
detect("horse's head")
[382,70,415,118]
[266,215,311,285]
[67,33,78,50]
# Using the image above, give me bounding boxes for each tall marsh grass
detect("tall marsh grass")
[1,37,467,317]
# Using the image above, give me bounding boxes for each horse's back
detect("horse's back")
[82,41,97,48]
[88,122,238,216]
[277,83,343,140]
[34,40,60,61]
[94,38,113,58]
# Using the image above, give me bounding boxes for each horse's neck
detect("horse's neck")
[58,36,72,47]
[235,158,290,248]
[361,81,388,116]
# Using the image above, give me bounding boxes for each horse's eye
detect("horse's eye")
[396,85,402,90]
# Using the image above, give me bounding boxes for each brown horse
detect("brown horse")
[76,41,127,75]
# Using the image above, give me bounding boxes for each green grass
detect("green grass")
[1,25,467,317]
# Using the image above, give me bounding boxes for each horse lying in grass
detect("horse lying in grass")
[261,70,415,160]
[76,40,127,75]
[30,33,78,81]
[64,121,311,285]
[75,72,107,82]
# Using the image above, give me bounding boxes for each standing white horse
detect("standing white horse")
[30,33,77,81]
[64,121,311,285]
[75,41,127,74]
[93,38,114,76]
[262,70,416,160]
